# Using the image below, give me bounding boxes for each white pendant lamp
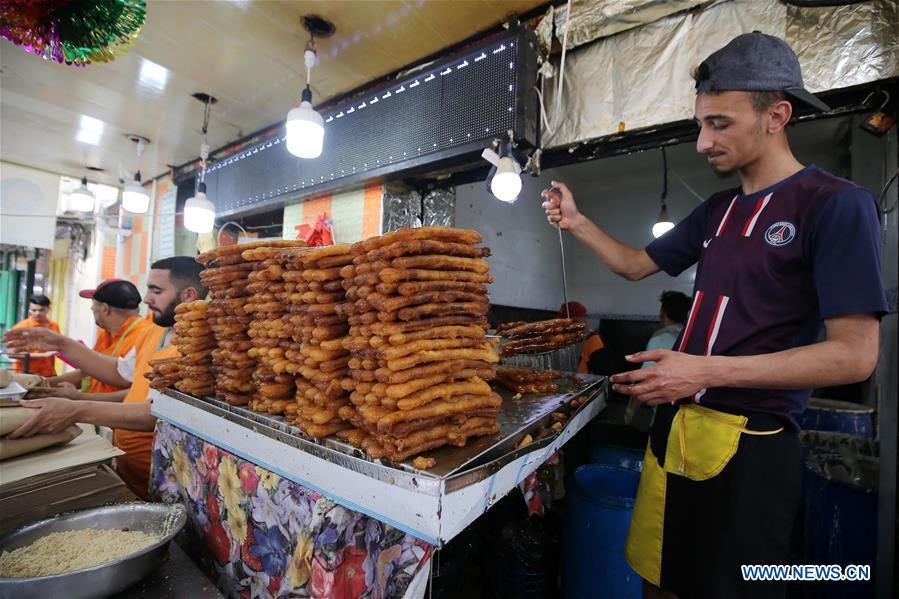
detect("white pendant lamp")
[122,171,150,213]
[286,41,324,159]
[652,204,675,238]
[652,147,674,238]
[70,176,95,212]
[491,155,523,203]
[185,182,215,233]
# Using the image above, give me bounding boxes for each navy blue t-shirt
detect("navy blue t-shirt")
[646,165,887,428]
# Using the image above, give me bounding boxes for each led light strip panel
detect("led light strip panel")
[203,28,538,217]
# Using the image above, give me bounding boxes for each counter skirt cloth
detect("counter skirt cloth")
[150,420,432,599]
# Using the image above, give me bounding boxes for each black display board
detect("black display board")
[203,28,538,217]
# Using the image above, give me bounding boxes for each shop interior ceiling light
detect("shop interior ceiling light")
[70,176,95,213]
[652,147,674,238]
[286,32,325,159]
[122,135,150,213]
[483,134,524,203]
[0,0,146,66]
[185,94,218,233]
[122,170,149,213]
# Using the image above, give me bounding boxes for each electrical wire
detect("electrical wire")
[880,167,898,214]
[552,0,572,133]
[660,147,668,202]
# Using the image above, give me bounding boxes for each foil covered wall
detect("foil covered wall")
[422,188,456,227]
[542,0,898,149]
[380,186,455,232]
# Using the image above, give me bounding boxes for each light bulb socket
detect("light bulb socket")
[81,176,89,186]
[198,181,207,193]
[302,86,313,103]
[133,171,142,183]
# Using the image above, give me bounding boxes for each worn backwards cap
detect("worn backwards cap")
[79,278,142,310]
[694,31,830,112]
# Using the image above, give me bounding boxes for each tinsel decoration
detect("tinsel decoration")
[0,0,146,66]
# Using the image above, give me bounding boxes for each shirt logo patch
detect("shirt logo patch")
[764,221,797,247]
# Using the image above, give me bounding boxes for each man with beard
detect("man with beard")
[3,257,206,498]
[542,33,886,598]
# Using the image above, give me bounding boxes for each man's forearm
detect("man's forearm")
[706,338,878,391]
[75,400,156,432]
[58,338,130,388]
[47,370,83,386]
[74,389,129,403]
[568,215,657,281]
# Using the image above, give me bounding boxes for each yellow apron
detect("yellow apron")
[625,404,783,586]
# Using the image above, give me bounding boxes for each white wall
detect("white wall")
[456,117,848,317]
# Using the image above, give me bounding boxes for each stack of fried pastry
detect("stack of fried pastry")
[334,226,502,464]
[197,240,299,405]
[145,357,180,391]
[494,365,559,395]
[498,318,587,356]
[243,243,305,416]
[277,244,354,438]
[170,300,215,397]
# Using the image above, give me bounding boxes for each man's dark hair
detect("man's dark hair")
[29,294,51,307]
[660,291,691,325]
[691,67,789,114]
[150,256,208,299]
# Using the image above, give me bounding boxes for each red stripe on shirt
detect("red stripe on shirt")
[677,290,704,352]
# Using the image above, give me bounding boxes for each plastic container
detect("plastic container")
[589,444,644,472]
[799,398,873,437]
[563,465,642,599]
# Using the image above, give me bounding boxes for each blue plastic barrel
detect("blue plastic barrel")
[589,444,644,472]
[802,461,876,599]
[563,465,642,599]
[799,398,873,437]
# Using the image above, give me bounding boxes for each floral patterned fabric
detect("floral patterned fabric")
[150,421,431,599]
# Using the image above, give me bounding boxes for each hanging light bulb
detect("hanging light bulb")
[287,40,324,159]
[652,203,675,238]
[651,147,674,238]
[185,182,215,233]
[491,155,522,202]
[70,176,95,212]
[122,171,149,213]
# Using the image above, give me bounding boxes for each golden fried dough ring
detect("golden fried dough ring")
[297,420,351,438]
[313,253,356,269]
[495,366,559,383]
[499,318,581,338]
[294,243,352,264]
[395,378,492,411]
[368,291,487,313]
[357,227,482,252]
[395,280,488,296]
[376,358,495,385]
[378,268,493,284]
[378,337,485,360]
[369,316,488,337]
[387,416,498,455]
[412,456,437,469]
[395,301,489,322]
[387,325,485,346]
[375,394,501,433]
[500,332,582,355]
[391,255,489,273]
[366,240,490,263]
[385,346,498,371]
[385,367,496,399]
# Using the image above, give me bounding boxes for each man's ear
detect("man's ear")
[180,286,199,303]
[768,100,793,134]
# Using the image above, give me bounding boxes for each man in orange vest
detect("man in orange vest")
[3,257,206,499]
[36,279,152,398]
[10,294,61,377]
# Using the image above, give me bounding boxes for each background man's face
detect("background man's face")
[144,269,180,327]
[28,303,49,323]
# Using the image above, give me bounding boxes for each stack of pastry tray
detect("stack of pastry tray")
[153,373,606,545]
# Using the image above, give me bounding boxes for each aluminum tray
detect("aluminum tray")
[162,373,605,481]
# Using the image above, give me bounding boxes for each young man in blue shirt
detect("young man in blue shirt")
[543,32,886,598]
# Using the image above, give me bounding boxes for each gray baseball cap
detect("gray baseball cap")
[694,31,830,112]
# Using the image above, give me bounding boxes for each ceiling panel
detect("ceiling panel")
[0,0,546,188]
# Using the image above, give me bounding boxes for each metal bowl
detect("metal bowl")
[0,502,187,599]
